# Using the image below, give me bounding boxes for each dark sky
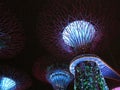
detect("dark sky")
[1,0,120,90]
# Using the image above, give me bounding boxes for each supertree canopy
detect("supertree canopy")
[46,63,73,90]
[33,56,73,90]
[0,3,25,59]
[69,54,120,90]
[0,65,32,90]
[0,77,16,90]
[62,20,96,53]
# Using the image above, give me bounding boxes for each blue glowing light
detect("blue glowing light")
[46,69,73,89]
[62,20,96,48]
[69,54,120,80]
[0,77,16,90]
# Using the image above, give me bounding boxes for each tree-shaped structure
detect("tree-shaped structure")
[0,65,32,90]
[33,56,73,90]
[46,63,73,90]
[62,20,97,53]
[0,77,16,90]
[36,0,120,89]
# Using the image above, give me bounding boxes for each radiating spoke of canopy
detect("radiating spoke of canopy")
[46,64,73,90]
[62,20,96,49]
[0,77,16,90]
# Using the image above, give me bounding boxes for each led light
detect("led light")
[70,54,120,90]
[73,61,108,90]
[0,77,16,90]
[69,54,110,90]
[62,20,96,48]
[46,64,73,90]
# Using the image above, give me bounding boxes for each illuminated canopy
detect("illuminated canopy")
[46,64,73,90]
[0,77,16,90]
[62,20,96,48]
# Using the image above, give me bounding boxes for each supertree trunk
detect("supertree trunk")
[74,61,109,90]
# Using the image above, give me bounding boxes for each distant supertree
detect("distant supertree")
[0,65,32,90]
[46,63,73,90]
[0,77,16,90]
[36,0,117,59]
[33,56,73,90]
[36,0,120,89]
[0,3,25,59]
[69,54,120,90]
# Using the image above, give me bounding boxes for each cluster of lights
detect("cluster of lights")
[0,65,32,90]
[52,19,120,90]
[74,61,108,90]
[62,20,96,51]
[70,54,120,80]
[40,19,120,90]
[62,20,120,90]
[46,64,73,90]
[0,77,16,90]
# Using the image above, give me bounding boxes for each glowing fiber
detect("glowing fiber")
[0,77,16,90]
[62,20,96,49]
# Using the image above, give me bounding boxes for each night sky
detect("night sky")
[0,0,120,90]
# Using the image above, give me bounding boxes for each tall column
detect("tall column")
[74,61,108,90]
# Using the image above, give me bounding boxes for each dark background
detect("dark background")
[1,0,120,90]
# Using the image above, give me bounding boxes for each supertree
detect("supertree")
[61,8,119,90]
[0,65,32,90]
[33,56,73,90]
[36,0,115,59]
[36,0,120,89]
[62,20,97,53]
[0,77,16,90]
[69,54,120,90]
[46,63,73,90]
[0,3,25,59]
[62,18,120,89]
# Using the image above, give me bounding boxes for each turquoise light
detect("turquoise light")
[0,77,16,90]
[62,20,96,48]
[47,70,73,90]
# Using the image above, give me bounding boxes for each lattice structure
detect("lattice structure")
[70,54,120,90]
[74,61,108,90]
